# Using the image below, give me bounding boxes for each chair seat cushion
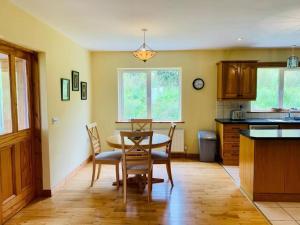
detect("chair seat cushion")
[151,151,168,160]
[95,150,122,161]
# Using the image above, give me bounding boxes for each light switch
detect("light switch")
[52,117,59,125]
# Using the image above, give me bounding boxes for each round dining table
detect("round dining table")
[106,133,171,188]
[106,133,170,149]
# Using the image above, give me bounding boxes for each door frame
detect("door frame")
[0,39,42,223]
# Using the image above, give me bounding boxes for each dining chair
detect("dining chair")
[152,123,176,187]
[86,122,122,188]
[130,119,153,131]
[120,131,153,203]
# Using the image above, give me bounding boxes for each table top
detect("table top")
[106,133,170,149]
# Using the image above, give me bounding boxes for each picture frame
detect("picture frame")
[61,78,70,101]
[72,70,79,91]
[81,82,87,100]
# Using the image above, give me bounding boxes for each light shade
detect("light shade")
[287,45,299,69]
[133,43,156,62]
[133,29,156,62]
[287,55,299,69]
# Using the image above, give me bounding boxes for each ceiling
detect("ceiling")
[11,0,300,51]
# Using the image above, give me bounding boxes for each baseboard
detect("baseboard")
[41,189,52,197]
[171,152,199,159]
[42,155,92,197]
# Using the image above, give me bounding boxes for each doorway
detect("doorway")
[0,41,41,223]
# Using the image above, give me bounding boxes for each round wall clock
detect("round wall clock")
[193,78,205,90]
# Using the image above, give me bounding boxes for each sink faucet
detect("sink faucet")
[288,108,297,120]
[288,109,291,119]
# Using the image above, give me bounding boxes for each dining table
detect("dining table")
[106,133,170,189]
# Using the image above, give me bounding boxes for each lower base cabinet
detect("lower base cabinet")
[216,123,248,165]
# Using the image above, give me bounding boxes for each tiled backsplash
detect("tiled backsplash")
[216,100,300,119]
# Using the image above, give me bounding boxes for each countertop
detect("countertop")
[240,129,300,139]
[215,118,300,124]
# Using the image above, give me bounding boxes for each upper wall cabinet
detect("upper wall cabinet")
[217,61,257,100]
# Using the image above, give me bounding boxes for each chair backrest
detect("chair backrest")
[166,123,176,155]
[130,119,153,131]
[120,131,153,170]
[86,122,101,156]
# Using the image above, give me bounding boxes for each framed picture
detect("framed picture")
[81,82,87,100]
[72,70,79,91]
[61,78,70,101]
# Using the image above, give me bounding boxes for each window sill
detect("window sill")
[115,121,185,124]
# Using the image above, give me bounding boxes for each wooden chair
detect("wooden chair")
[152,123,176,187]
[130,119,153,131]
[86,122,122,188]
[120,131,153,203]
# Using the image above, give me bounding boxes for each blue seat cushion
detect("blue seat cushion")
[151,151,168,160]
[95,150,122,161]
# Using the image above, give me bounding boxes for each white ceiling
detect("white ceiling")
[11,0,300,51]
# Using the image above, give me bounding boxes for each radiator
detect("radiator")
[113,129,184,152]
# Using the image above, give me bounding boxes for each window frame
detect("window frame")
[252,62,300,111]
[117,67,182,122]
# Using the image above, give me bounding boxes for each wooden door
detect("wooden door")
[239,63,257,99]
[222,63,240,98]
[0,46,36,223]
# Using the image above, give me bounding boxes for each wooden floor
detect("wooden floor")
[6,160,269,225]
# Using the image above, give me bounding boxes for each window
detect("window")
[118,68,181,121]
[0,53,12,135]
[251,68,300,110]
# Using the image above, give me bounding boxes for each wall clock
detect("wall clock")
[193,78,205,90]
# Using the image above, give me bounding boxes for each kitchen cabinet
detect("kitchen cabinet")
[240,132,300,201]
[217,61,257,100]
[216,123,248,165]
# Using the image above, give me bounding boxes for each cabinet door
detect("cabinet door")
[240,63,257,99]
[222,63,240,98]
[279,124,300,129]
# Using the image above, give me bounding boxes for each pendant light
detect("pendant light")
[133,29,156,62]
[287,45,299,69]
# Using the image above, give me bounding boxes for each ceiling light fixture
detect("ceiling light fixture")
[287,45,299,69]
[133,29,156,62]
[237,37,243,41]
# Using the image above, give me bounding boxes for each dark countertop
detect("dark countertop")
[240,129,300,139]
[215,118,300,125]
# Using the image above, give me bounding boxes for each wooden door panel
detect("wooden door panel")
[254,141,285,193]
[20,140,33,190]
[240,63,257,99]
[285,141,300,193]
[0,146,15,203]
[223,63,239,98]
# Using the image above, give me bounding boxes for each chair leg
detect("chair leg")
[91,162,96,187]
[116,163,120,189]
[123,167,127,204]
[148,169,152,202]
[166,161,174,187]
[96,164,101,180]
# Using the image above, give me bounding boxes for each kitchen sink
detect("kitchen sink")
[267,119,285,122]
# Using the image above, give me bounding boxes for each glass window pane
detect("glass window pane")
[251,68,280,110]
[283,69,300,109]
[151,70,180,121]
[15,57,30,130]
[122,71,147,120]
[0,53,12,135]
